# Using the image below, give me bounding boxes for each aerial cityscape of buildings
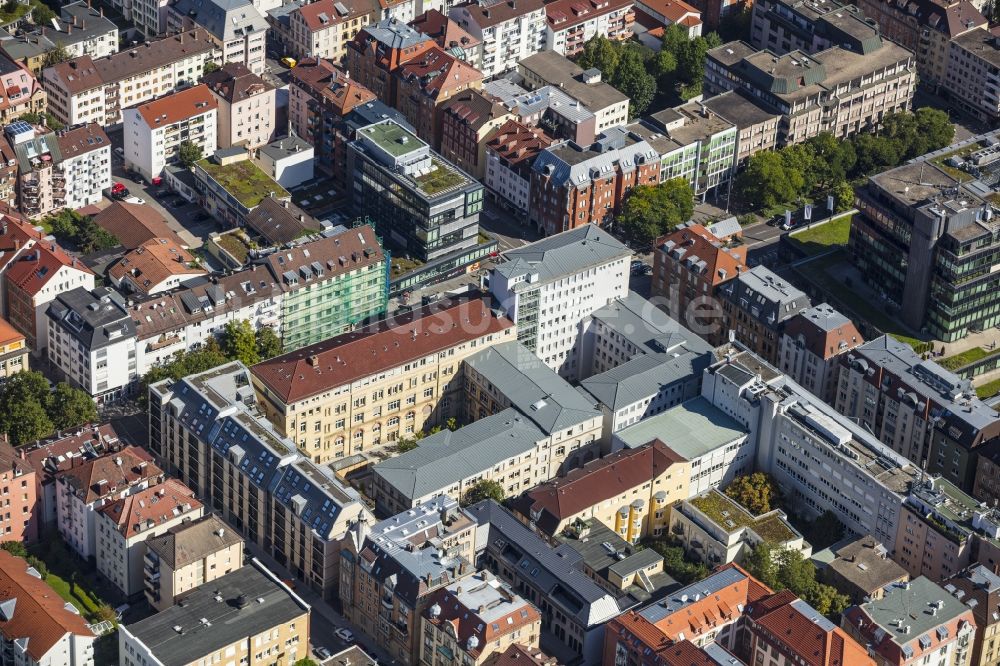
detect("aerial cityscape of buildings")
[0,0,991,664]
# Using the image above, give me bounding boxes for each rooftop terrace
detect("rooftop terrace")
[197,158,289,209]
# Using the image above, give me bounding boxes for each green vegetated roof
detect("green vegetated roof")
[690,489,797,544]
[413,158,467,196]
[939,346,994,371]
[197,158,289,208]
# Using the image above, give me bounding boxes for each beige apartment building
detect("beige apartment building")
[511,439,688,542]
[150,362,375,600]
[420,572,541,666]
[251,296,516,464]
[144,514,245,612]
[43,30,219,127]
[119,559,310,666]
[95,479,204,598]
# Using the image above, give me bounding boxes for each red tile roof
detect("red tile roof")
[481,645,557,665]
[298,0,376,31]
[0,550,93,661]
[0,317,24,348]
[92,201,187,250]
[516,440,683,533]
[635,0,700,24]
[782,306,863,360]
[485,120,553,172]
[5,242,92,298]
[109,237,205,294]
[136,84,217,128]
[21,424,124,484]
[748,590,874,666]
[98,478,202,539]
[660,640,732,665]
[656,224,746,287]
[397,46,482,98]
[55,445,162,504]
[251,295,514,404]
[411,10,481,51]
[54,123,110,159]
[546,0,635,30]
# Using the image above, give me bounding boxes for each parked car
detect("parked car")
[314,646,332,660]
[334,628,354,643]
[280,56,297,68]
[114,147,124,158]
[151,176,163,186]
[110,183,129,200]
[124,196,146,205]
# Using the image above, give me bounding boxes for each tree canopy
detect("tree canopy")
[743,543,850,617]
[461,480,506,507]
[724,473,781,516]
[220,320,260,366]
[0,371,96,446]
[177,141,203,167]
[43,210,118,254]
[617,178,694,246]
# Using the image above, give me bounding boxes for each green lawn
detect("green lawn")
[690,490,796,543]
[793,249,928,351]
[786,213,853,256]
[28,536,117,624]
[940,346,992,371]
[196,158,288,208]
[215,232,249,263]
[977,377,1000,400]
[390,255,424,277]
[0,1,32,25]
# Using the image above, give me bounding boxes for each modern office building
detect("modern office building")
[250,295,514,463]
[149,362,374,600]
[488,225,631,380]
[850,131,1000,342]
[835,335,1000,490]
[347,119,490,293]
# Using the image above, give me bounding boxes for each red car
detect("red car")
[151,176,163,186]
[110,183,129,200]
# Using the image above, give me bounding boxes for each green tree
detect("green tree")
[725,473,780,515]
[4,399,53,447]
[255,326,282,360]
[2,370,51,408]
[76,218,119,253]
[30,0,55,24]
[805,582,850,616]
[461,479,506,507]
[831,180,856,213]
[576,35,620,79]
[805,133,856,189]
[774,548,816,593]
[25,555,46,579]
[42,43,71,68]
[221,320,260,366]
[737,151,798,209]
[203,61,221,76]
[49,383,98,431]
[617,179,694,246]
[743,542,779,589]
[177,140,203,167]
[610,46,656,117]
[851,133,900,177]
[293,659,320,666]
[393,437,419,453]
[649,537,710,584]
[140,339,230,403]
[0,541,27,558]
[914,107,955,152]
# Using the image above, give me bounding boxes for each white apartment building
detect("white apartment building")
[58,2,119,60]
[46,287,137,403]
[702,346,920,552]
[56,123,112,209]
[944,28,1000,125]
[165,0,268,75]
[109,0,171,37]
[131,264,281,376]
[124,84,218,181]
[450,0,547,78]
[544,0,635,57]
[488,225,631,381]
[42,30,220,127]
[143,514,245,612]
[203,63,275,150]
[95,479,203,598]
[55,446,164,561]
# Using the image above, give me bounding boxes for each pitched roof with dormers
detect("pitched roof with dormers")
[5,241,92,298]
[98,478,202,540]
[782,303,863,360]
[396,46,482,99]
[0,550,93,661]
[512,440,683,534]
[109,238,206,294]
[656,223,746,287]
[55,445,162,505]
[202,62,273,104]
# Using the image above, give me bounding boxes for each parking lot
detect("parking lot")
[106,128,219,250]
